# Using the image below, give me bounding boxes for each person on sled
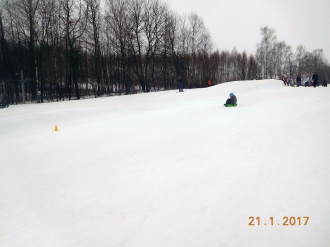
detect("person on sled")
[226,92,237,105]
[305,76,310,87]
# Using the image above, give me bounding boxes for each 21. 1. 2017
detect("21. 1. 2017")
[248,216,309,226]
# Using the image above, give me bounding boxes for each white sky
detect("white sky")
[166,0,330,61]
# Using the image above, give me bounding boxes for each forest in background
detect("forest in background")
[0,0,329,104]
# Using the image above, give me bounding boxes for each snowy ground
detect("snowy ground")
[1,79,330,247]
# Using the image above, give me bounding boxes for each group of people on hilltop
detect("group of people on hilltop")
[281,72,327,87]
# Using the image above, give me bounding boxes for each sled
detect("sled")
[224,103,237,107]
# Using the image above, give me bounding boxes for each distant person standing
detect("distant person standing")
[283,76,288,86]
[296,74,301,87]
[37,91,41,103]
[178,77,184,92]
[312,72,319,88]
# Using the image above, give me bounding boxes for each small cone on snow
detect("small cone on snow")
[55,125,59,131]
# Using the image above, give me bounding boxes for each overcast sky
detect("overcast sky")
[165,0,330,61]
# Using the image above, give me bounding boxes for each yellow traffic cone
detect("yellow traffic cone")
[55,125,59,131]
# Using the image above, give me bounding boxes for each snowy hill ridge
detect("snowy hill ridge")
[1,79,330,247]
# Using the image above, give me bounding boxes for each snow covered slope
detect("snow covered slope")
[1,79,329,246]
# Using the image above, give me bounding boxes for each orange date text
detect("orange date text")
[248,216,309,226]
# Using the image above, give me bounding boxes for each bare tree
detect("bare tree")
[187,12,205,87]
[160,9,178,90]
[256,26,277,79]
[295,45,306,75]
[247,54,258,80]
[237,50,248,80]
[60,0,87,99]
[105,0,133,93]
[86,0,102,96]
[145,0,168,90]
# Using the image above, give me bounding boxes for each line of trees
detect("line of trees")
[0,0,329,104]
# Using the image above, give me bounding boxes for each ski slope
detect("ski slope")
[1,79,330,247]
